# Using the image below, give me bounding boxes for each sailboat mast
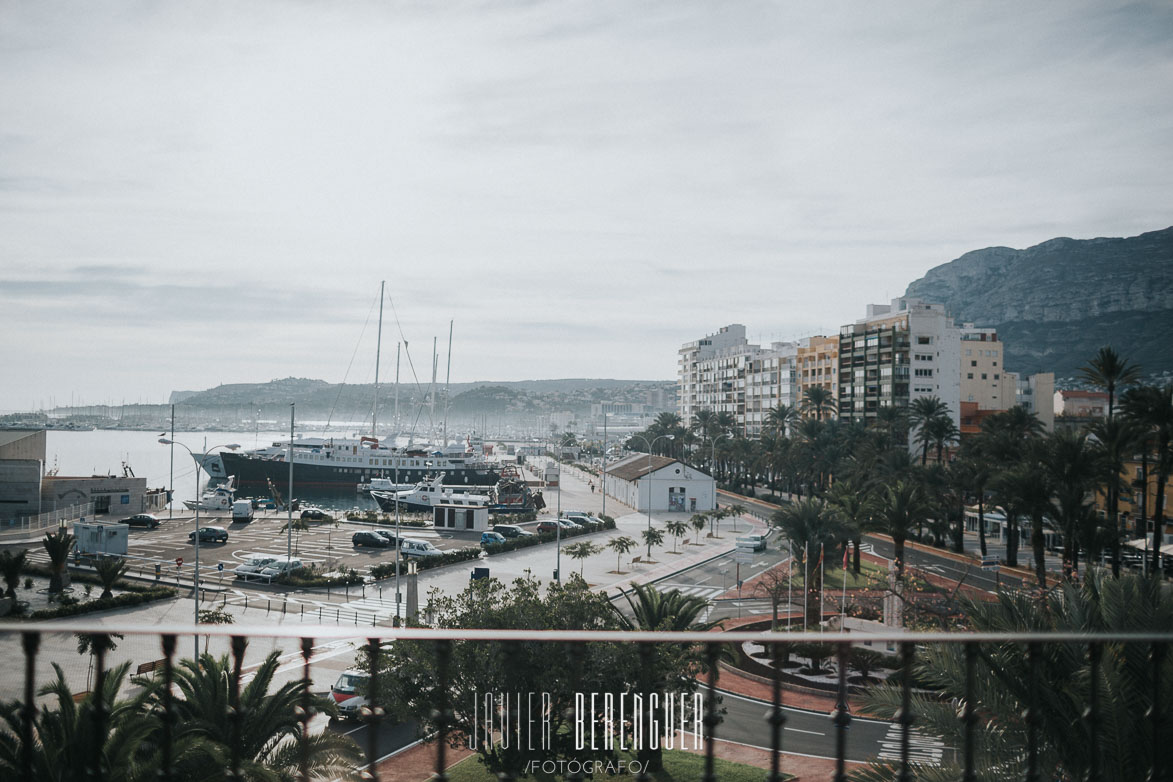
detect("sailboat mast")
[429,336,438,435]
[373,281,385,439]
[394,342,401,440]
[443,319,453,446]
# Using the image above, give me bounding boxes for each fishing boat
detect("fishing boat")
[371,468,541,514]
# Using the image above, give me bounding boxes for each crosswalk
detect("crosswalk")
[654,583,726,601]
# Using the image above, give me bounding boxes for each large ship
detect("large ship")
[218,436,500,493]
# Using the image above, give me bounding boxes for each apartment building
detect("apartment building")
[677,324,797,438]
[960,325,1006,411]
[1007,371,1055,431]
[796,335,839,408]
[837,297,961,438]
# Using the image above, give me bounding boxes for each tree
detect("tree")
[856,571,1173,782]
[92,556,129,600]
[825,478,873,575]
[1080,346,1142,421]
[0,549,26,599]
[909,396,950,465]
[875,480,931,582]
[159,649,361,781]
[607,535,637,572]
[1045,429,1109,577]
[1121,385,1173,574]
[564,540,600,576]
[689,513,708,543]
[1088,416,1141,574]
[41,529,74,593]
[802,386,835,421]
[640,527,665,558]
[0,660,161,782]
[752,563,793,630]
[771,498,845,627]
[766,403,798,435]
[665,519,688,553]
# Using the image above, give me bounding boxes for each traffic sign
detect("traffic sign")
[734,551,753,565]
[981,555,999,572]
[175,557,183,568]
[217,562,224,572]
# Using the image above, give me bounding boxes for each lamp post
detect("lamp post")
[158,438,240,658]
[630,433,675,560]
[709,433,730,511]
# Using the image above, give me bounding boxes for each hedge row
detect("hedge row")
[368,546,483,579]
[275,566,365,588]
[23,563,161,594]
[482,517,617,556]
[28,587,177,620]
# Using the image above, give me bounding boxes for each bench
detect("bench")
[135,659,167,675]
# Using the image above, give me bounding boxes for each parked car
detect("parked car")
[300,507,332,521]
[330,670,369,720]
[563,511,602,528]
[481,531,507,547]
[400,539,444,559]
[373,530,401,547]
[492,524,535,539]
[736,533,768,552]
[122,513,160,529]
[353,530,392,548]
[536,520,559,534]
[188,526,228,543]
[234,553,278,580]
[258,556,304,581]
[536,519,580,535]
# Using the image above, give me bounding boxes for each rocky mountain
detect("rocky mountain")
[904,226,1173,379]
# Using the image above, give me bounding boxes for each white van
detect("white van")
[258,556,304,581]
[233,553,278,580]
[400,539,443,559]
[232,500,255,523]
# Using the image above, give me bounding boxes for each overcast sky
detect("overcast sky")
[2,1,1171,411]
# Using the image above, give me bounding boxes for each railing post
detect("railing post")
[768,641,786,782]
[21,631,40,782]
[702,642,720,782]
[1084,641,1100,782]
[1151,642,1166,782]
[896,641,915,782]
[833,641,852,781]
[1026,641,1041,782]
[961,641,977,782]
[229,635,247,781]
[434,639,453,782]
[363,637,383,782]
[90,634,109,782]
[160,633,177,782]
[298,637,314,782]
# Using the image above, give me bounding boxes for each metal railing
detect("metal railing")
[2,623,1172,781]
[0,502,93,539]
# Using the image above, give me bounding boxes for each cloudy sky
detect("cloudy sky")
[2,1,1171,411]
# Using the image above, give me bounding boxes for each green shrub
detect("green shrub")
[28,587,177,620]
[276,564,365,588]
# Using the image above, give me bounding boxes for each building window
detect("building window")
[971,360,977,366]
[967,373,974,379]
[981,373,988,380]
[914,368,933,377]
[917,336,931,345]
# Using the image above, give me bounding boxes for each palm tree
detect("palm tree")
[689,513,708,543]
[0,549,26,599]
[1087,416,1139,575]
[640,528,664,558]
[766,403,798,435]
[0,659,164,782]
[802,386,835,421]
[909,396,950,465]
[925,414,960,464]
[92,556,129,600]
[874,480,931,582]
[1121,384,1173,573]
[161,649,361,781]
[564,541,600,577]
[1044,429,1108,578]
[665,519,688,553]
[825,478,873,575]
[607,535,637,573]
[1080,346,1142,420]
[42,529,75,593]
[857,571,1173,782]
[770,498,845,626]
[952,445,993,557]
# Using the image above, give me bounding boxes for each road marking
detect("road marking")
[876,724,945,766]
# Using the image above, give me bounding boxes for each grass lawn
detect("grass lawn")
[444,747,789,782]
[785,560,885,590]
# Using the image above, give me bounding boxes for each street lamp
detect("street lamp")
[158,438,240,659]
[629,433,675,560]
[710,433,729,511]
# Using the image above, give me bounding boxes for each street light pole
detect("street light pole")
[630,433,675,560]
[288,403,294,562]
[710,434,728,511]
[158,438,239,659]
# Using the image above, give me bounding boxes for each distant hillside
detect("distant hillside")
[904,226,1173,379]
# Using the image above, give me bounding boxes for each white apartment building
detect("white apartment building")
[837,297,961,442]
[960,325,1007,411]
[678,325,797,438]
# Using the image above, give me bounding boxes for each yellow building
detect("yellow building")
[796,335,838,410]
[960,325,1007,411]
[1095,456,1173,542]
